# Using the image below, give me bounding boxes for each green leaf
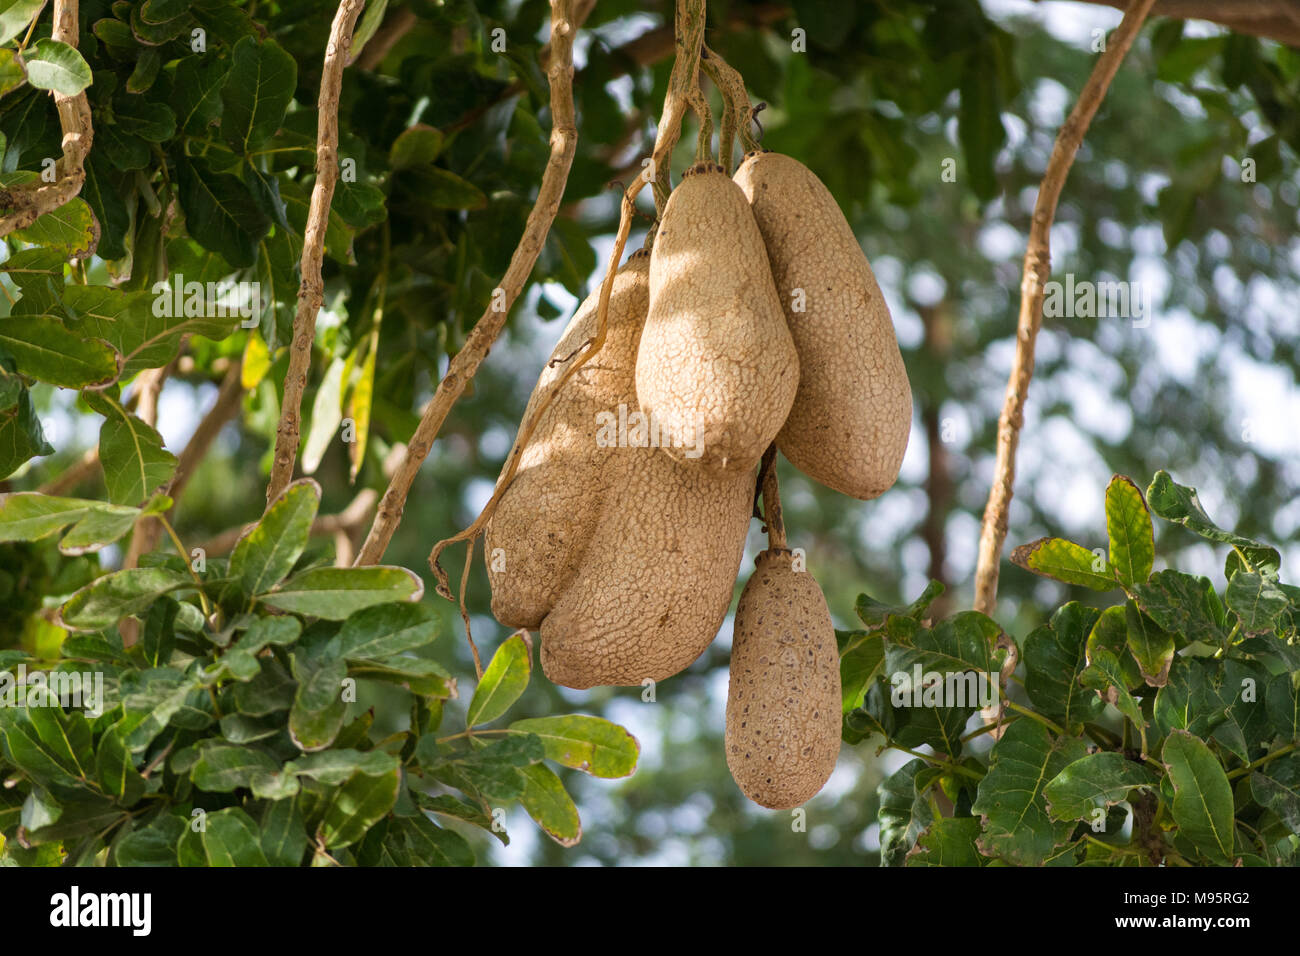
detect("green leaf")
[0,0,43,45]
[517,762,581,847]
[906,816,982,867]
[111,96,175,141]
[1081,647,1148,754]
[220,37,297,154]
[0,381,53,479]
[1086,604,1145,690]
[400,811,475,866]
[262,566,424,619]
[0,316,120,388]
[1125,600,1175,687]
[1024,603,1105,733]
[60,567,190,631]
[300,356,345,474]
[1010,536,1115,590]
[508,715,639,778]
[0,48,26,99]
[389,124,444,170]
[1266,672,1299,742]
[190,807,269,866]
[126,47,161,94]
[175,155,270,268]
[347,340,377,480]
[349,0,388,60]
[855,579,944,627]
[192,744,278,792]
[886,610,1009,676]
[332,602,439,660]
[878,759,935,866]
[467,632,531,727]
[82,389,177,505]
[420,793,506,845]
[1162,730,1234,865]
[1249,755,1300,831]
[957,41,1004,201]
[260,796,308,866]
[22,39,92,95]
[0,707,97,799]
[317,766,401,849]
[402,166,487,210]
[348,656,455,699]
[292,749,398,785]
[65,284,242,377]
[0,493,139,551]
[1146,471,1280,576]
[231,478,320,595]
[288,651,347,752]
[971,719,1089,865]
[113,814,185,865]
[171,54,228,136]
[1105,475,1154,586]
[1131,569,1227,646]
[839,630,885,714]
[1043,752,1159,822]
[11,198,96,257]
[82,159,129,260]
[1226,570,1289,635]
[95,726,146,805]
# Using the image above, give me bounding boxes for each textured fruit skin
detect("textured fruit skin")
[636,163,799,473]
[539,454,753,689]
[734,151,912,499]
[485,254,650,628]
[725,549,841,809]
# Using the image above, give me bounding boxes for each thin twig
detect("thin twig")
[169,361,245,507]
[354,5,417,70]
[758,445,786,550]
[0,0,93,240]
[121,362,244,580]
[266,0,366,506]
[972,0,1156,616]
[421,0,707,595]
[699,44,760,172]
[36,447,99,496]
[354,0,582,567]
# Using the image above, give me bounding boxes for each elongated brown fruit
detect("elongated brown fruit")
[734,151,911,499]
[636,163,798,473]
[539,453,754,689]
[726,549,841,809]
[485,254,650,629]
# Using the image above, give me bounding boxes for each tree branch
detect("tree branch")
[354,5,417,70]
[422,0,707,594]
[354,0,581,567]
[972,0,1157,616]
[122,361,244,572]
[266,0,366,506]
[0,0,93,240]
[1052,0,1300,48]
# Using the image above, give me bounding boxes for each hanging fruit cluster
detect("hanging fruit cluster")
[461,37,912,809]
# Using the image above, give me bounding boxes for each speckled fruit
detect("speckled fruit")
[539,451,754,689]
[734,151,911,500]
[636,163,798,473]
[485,253,650,629]
[725,549,841,809]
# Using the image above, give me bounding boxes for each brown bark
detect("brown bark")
[973,0,1158,616]
[355,0,581,567]
[267,0,366,505]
